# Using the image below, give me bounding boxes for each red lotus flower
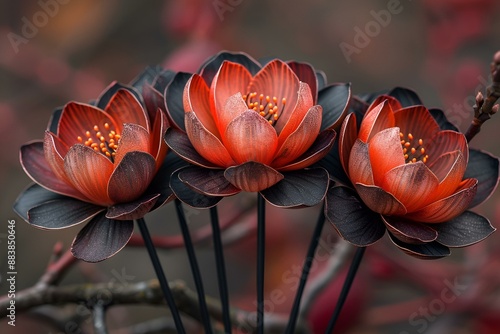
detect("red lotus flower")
[14,80,176,262]
[325,88,498,259]
[163,51,350,207]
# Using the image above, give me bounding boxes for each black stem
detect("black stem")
[136,218,186,334]
[174,199,213,334]
[257,194,266,334]
[285,206,325,333]
[209,206,232,333]
[325,247,366,334]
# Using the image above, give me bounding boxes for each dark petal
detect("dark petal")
[349,96,369,129]
[108,152,157,203]
[260,168,329,208]
[28,199,104,229]
[224,162,284,193]
[324,185,385,246]
[141,84,165,125]
[164,72,191,131]
[47,107,62,133]
[387,87,423,107]
[464,148,500,208]
[153,70,177,93]
[429,108,459,131]
[318,83,351,131]
[382,216,438,244]
[314,138,351,186]
[179,166,240,196]
[14,184,66,221]
[434,211,496,247]
[316,71,327,90]
[71,213,133,262]
[170,168,223,208]
[145,152,188,209]
[129,65,163,88]
[198,51,261,86]
[357,89,388,105]
[106,193,160,220]
[164,128,219,168]
[286,61,319,102]
[388,233,451,260]
[96,82,143,110]
[21,141,88,201]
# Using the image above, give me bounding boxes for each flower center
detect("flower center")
[243,92,286,126]
[400,132,429,164]
[77,122,121,161]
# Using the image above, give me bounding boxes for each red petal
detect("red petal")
[224,162,284,192]
[44,131,70,183]
[427,130,468,165]
[64,144,114,205]
[218,92,250,139]
[367,95,402,113]
[277,130,336,172]
[184,74,219,136]
[107,151,156,203]
[429,151,467,200]
[286,61,318,102]
[393,106,440,142]
[57,102,117,147]
[185,111,235,167]
[355,183,407,215]
[272,105,322,167]
[150,109,169,172]
[358,100,395,142]
[409,179,478,223]
[104,89,149,132]
[21,141,88,201]
[113,123,150,167]
[348,139,374,185]
[338,113,358,176]
[248,59,300,133]
[211,61,252,115]
[368,127,405,186]
[275,82,313,140]
[382,162,439,212]
[224,110,278,165]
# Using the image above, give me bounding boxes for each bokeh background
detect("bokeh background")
[1,0,500,333]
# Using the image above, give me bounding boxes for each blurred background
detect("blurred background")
[1,0,500,333]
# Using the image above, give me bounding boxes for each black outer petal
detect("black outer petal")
[178,166,240,196]
[71,213,134,263]
[28,199,104,230]
[388,233,451,260]
[164,72,192,131]
[387,87,423,107]
[199,51,262,86]
[464,148,500,208]
[314,138,351,186]
[129,65,166,91]
[325,185,385,246]
[13,183,66,221]
[434,211,496,247]
[47,107,62,133]
[382,216,438,244]
[318,83,351,131]
[429,108,459,131]
[260,168,329,208]
[170,168,222,208]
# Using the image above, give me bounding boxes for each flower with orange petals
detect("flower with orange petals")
[325,88,498,259]
[162,51,351,207]
[14,76,178,262]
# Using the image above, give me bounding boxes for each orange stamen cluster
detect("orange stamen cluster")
[77,122,121,160]
[243,92,286,125]
[400,132,429,164]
